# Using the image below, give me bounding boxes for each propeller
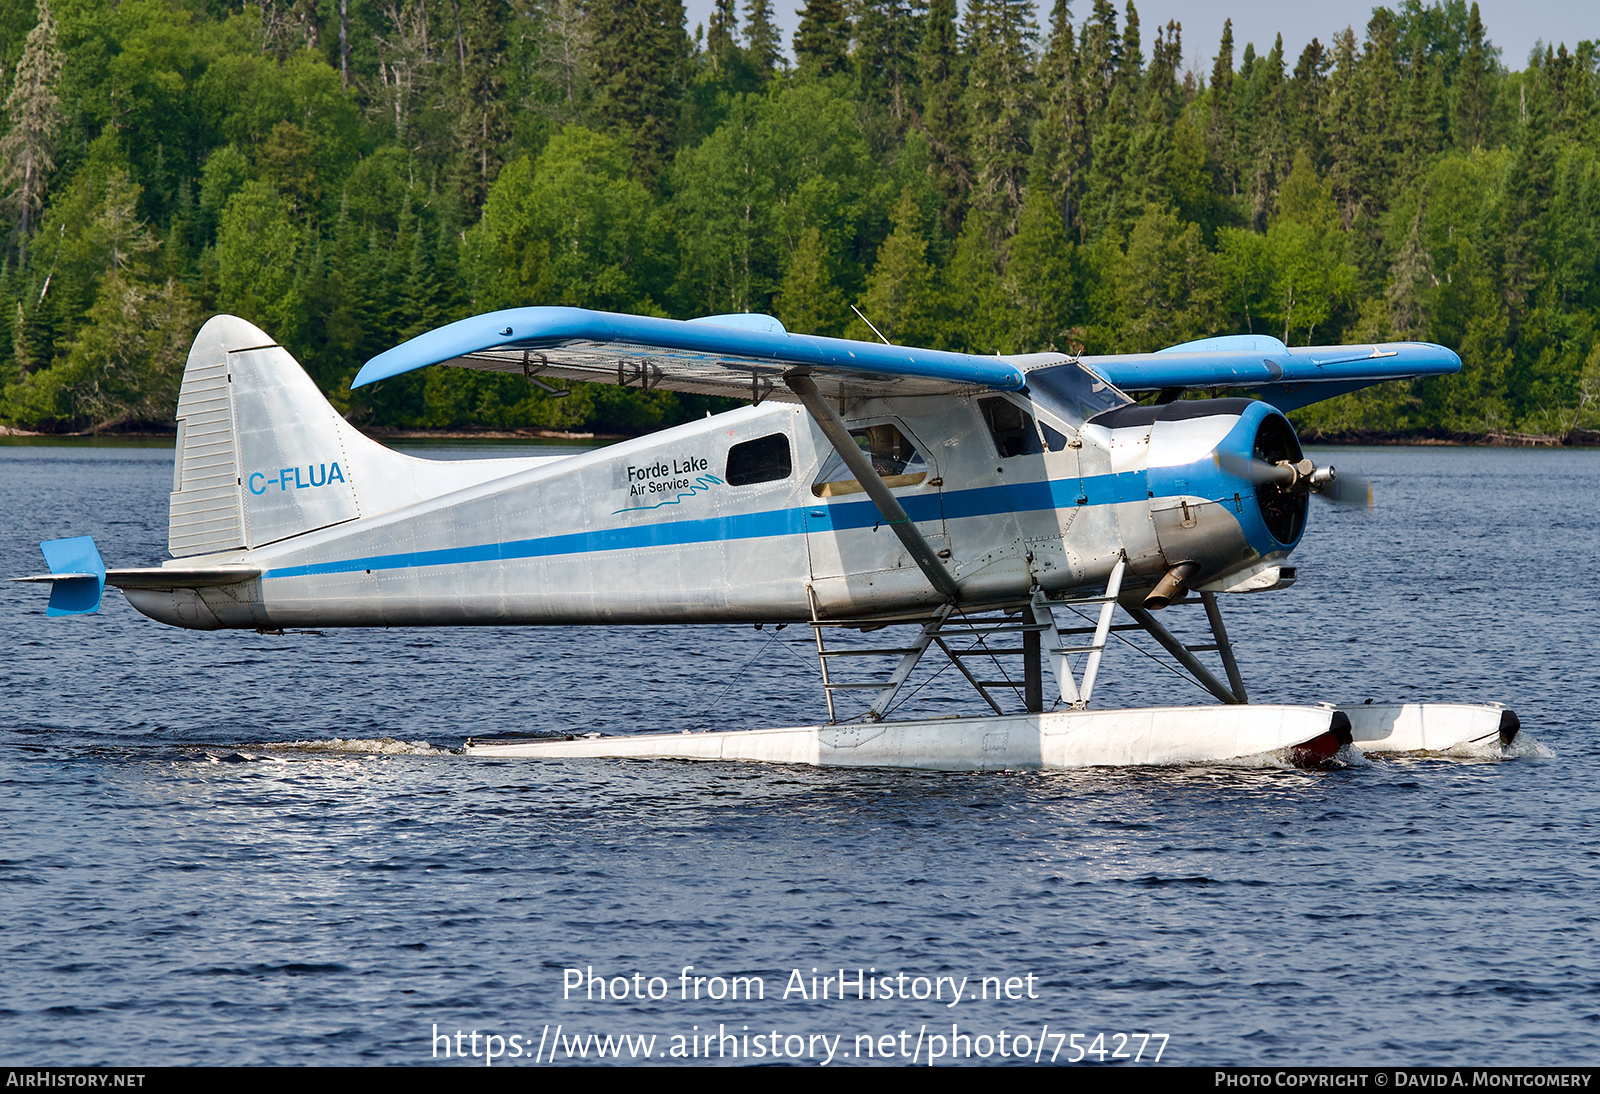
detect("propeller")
[1314,468,1372,507]
[1214,452,1373,507]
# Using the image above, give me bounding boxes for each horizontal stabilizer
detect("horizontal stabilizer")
[13,536,261,616]
[22,536,107,616]
[105,566,261,590]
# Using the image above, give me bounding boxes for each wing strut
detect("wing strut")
[784,371,962,603]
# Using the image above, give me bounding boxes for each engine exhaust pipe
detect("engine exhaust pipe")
[1143,561,1200,611]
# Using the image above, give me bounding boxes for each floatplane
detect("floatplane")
[16,309,1518,769]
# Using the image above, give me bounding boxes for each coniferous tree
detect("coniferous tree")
[1114,204,1221,352]
[743,0,781,77]
[1432,232,1512,429]
[776,226,846,335]
[942,212,1012,351]
[1077,0,1119,125]
[1386,197,1434,341]
[963,0,1038,240]
[1030,0,1081,233]
[1324,26,1362,229]
[854,0,920,123]
[1123,21,1181,226]
[854,187,940,345]
[1207,20,1238,198]
[1495,59,1555,341]
[1115,0,1142,104]
[1355,10,1404,222]
[588,0,689,182]
[1404,50,1448,168]
[1452,2,1496,149]
[0,0,64,265]
[0,0,1594,437]
[453,0,511,208]
[1168,115,1219,236]
[1288,38,1330,170]
[1142,19,1181,124]
[1242,35,1289,231]
[706,0,738,73]
[794,0,849,79]
[1004,182,1077,349]
[915,0,969,235]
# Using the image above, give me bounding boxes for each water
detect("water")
[1,442,1597,1066]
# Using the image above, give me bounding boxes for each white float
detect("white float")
[1336,702,1518,754]
[465,704,1351,771]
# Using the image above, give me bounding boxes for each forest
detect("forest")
[0,0,1595,439]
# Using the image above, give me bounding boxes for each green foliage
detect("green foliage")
[669,81,883,315]
[0,0,64,256]
[793,0,848,80]
[216,179,304,340]
[2,160,199,428]
[0,0,1594,440]
[853,187,940,346]
[1112,205,1221,352]
[462,126,662,314]
[1003,183,1077,351]
[1262,152,1357,342]
[775,226,846,336]
[586,0,689,182]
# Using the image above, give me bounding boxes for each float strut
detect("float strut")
[1200,592,1248,704]
[1023,627,1043,712]
[1125,603,1247,705]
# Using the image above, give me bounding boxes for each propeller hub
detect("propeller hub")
[1270,458,1335,495]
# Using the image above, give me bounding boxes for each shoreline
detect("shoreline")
[1296,426,1600,447]
[3,424,1597,447]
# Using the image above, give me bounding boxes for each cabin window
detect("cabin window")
[1027,362,1132,425]
[811,423,927,498]
[979,397,1043,458]
[725,433,793,486]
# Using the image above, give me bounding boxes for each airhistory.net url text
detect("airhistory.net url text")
[429,1022,1169,1065]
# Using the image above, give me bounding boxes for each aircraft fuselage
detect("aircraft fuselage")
[127,375,1302,630]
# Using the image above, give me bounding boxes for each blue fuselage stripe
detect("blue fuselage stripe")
[261,468,1204,581]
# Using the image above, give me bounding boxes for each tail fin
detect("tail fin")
[171,316,361,556]
[171,315,564,559]
[170,316,449,557]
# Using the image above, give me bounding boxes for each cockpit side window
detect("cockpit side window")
[979,397,1043,458]
[1027,363,1133,426]
[1039,421,1069,452]
[811,423,928,498]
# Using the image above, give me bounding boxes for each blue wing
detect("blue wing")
[1076,334,1462,412]
[353,309,1460,412]
[351,306,1027,402]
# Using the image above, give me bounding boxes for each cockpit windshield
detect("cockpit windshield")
[1026,362,1132,426]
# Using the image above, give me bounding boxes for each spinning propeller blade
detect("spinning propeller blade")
[1214,450,1291,487]
[1212,452,1374,507]
[1316,470,1373,508]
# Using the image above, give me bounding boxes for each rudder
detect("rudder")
[169,315,405,557]
[169,315,553,560]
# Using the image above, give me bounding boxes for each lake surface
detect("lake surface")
[1,442,1597,1066]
